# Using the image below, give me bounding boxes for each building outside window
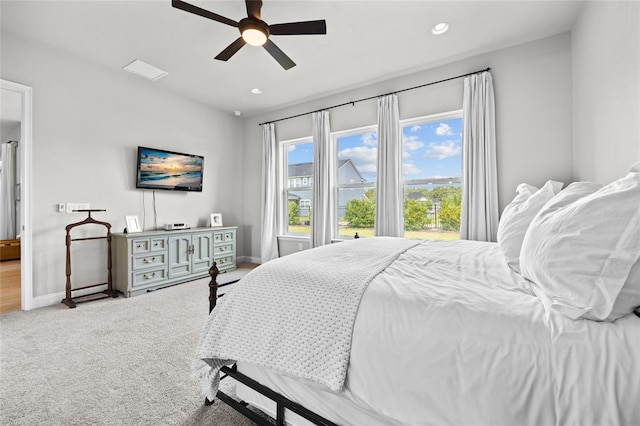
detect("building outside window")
[281,138,313,235]
[334,127,377,238]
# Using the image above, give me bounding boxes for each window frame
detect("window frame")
[400,109,463,239]
[332,124,378,240]
[276,110,464,242]
[278,136,313,237]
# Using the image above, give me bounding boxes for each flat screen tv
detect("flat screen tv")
[136,146,204,192]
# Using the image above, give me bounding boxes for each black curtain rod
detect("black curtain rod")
[258,67,491,126]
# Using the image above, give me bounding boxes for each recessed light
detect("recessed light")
[431,22,449,35]
[122,59,168,81]
[234,110,242,116]
[251,88,263,94]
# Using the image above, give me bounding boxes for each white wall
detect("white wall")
[572,1,640,183]
[1,32,243,302]
[241,33,574,260]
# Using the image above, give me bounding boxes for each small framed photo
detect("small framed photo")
[125,215,141,233]
[210,213,223,227]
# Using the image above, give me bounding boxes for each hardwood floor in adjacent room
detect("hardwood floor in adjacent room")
[0,260,21,314]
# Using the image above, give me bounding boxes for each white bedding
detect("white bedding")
[201,239,640,425]
[193,237,420,399]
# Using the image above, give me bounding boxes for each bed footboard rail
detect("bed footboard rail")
[218,364,339,426]
[205,263,339,426]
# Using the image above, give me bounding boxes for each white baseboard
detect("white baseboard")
[237,255,261,264]
[29,257,260,310]
[31,285,110,309]
[31,293,64,309]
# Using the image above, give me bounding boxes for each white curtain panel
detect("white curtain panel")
[311,110,335,247]
[260,123,279,262]
[460,71,499,242]
[0,142,17,240]
[375,94,404,237]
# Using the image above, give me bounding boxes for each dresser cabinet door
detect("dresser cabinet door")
[192,232,213,274]
[168,235,192,278]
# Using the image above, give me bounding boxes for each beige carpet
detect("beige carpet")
[0,265,260,425]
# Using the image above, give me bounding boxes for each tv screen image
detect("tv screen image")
[136,147,204,192]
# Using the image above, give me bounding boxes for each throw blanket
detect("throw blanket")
[192,237,421,400]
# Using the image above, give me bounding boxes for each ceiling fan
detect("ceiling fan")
[172,0,327,70]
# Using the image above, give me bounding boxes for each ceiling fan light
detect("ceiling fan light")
[242,28,267,46]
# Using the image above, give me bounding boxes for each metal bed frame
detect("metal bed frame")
[206,263,339,426]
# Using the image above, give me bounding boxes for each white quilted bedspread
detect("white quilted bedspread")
[192,237,420,401]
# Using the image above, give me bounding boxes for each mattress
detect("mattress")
[209,240,640,425]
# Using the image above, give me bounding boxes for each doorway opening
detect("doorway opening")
[1,79,33,313]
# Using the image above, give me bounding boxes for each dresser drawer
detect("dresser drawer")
[214,243,233,256]
[216,255,235,270]
[150,238,167,252]
[132,239,151,254]
[132,267,167,287]
[224,231,235,242]
[132,253,166,270]
[213,232,225,244]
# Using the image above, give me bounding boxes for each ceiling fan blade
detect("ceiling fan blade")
[263,39,296,70]
[269,20,327,35]
[172,0,239,28]
[215,37,247,61]
[245,0,262,20]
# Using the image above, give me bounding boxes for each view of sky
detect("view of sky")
[287,117,463,183]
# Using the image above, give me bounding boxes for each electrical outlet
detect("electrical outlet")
[298,243,303,250]
[58,203,65,213]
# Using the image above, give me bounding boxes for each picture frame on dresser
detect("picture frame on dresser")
[210,213,223,227]
[125,215,141,233]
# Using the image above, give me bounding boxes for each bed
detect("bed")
[193,163,640,426]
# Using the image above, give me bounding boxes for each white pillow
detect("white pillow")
[520,170,640,321]
[609,260,640,320]
[497,180,563,272]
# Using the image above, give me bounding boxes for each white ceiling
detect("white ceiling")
[1,0,584,118]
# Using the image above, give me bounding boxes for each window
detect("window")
[334,127,377,238]
[280,138,313,235]
[401,111,462,240]
[277,111,463,242]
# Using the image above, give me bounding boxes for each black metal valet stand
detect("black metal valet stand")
[62,209,118,308]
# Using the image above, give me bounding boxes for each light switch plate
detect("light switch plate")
[66,203,90,213]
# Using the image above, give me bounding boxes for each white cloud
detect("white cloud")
[339,146,377,173]
[410,125,421,132]
[435,123,453,136]
[403,134,424,152]
[425,141,461,160]
[402,162,421,175]
[287,145,296,152]
[361,132,377,146]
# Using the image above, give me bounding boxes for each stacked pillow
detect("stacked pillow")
[497,180,563,272]
[518,163,640,321]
